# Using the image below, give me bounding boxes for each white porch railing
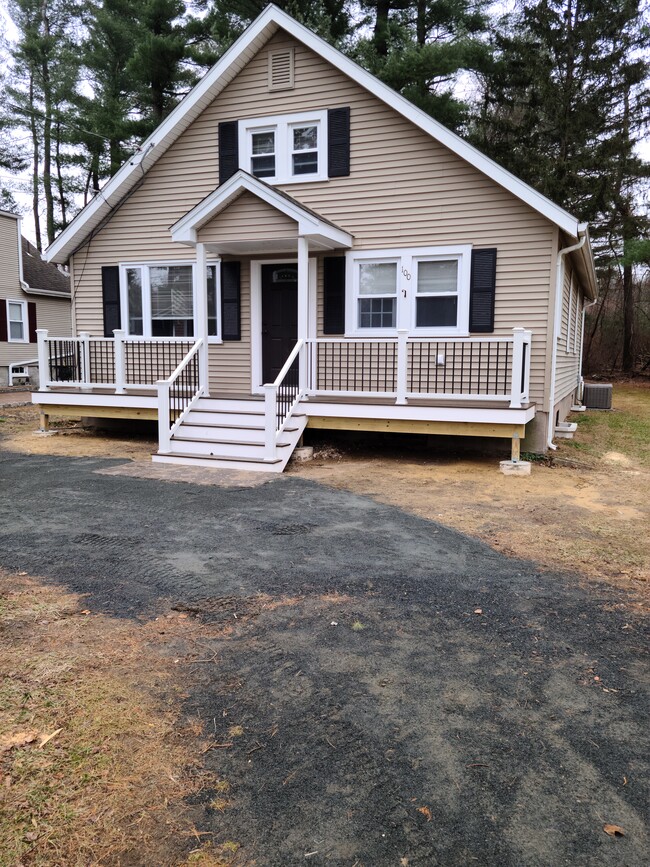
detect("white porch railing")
[36,329,196,393]
[263,338,307,460]
[157,339,205,453]
[306,328,532,409]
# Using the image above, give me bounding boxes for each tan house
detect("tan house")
[0,210,70,387]
[35,5,597,472]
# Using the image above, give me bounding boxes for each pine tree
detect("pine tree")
[355,0,491,131]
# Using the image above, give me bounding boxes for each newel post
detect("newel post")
[509,327,526,408]
[264,383,277,460]
[157,379,171,453]
[113,329,126,394]
[36,328,50,391]
[79,331,91,391]
[396,328,409,405]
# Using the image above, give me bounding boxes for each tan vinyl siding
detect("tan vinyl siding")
[70,29,557,402]
[553,255,582,404]
[197,192,297,244]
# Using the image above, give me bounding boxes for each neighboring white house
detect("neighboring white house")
[0,210,71,387]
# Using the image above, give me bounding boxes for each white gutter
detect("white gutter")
[547,230,588,449]
[21,286,71,299]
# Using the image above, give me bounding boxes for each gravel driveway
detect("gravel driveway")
[0,450,647,866]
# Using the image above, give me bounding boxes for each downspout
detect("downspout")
[547,229,587,449]
[16,217,29,292]
[577,295,598,402]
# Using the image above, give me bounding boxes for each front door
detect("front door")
[261,263,298,384]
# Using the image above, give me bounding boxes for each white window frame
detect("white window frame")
[345,245,472,338]
[6,299,28,343]
[239,110,328,184]
[119,260,222,342]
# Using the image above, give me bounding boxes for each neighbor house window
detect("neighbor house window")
[240,111,327,183]
[120,263,220,340]
[347,246,471,336]
[7,300,27,342]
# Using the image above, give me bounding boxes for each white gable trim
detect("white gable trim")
[46,3,583,264]
[171,170,353,248]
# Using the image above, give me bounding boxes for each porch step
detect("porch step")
[191,397,263,413]
[178,422,300,442]
[152,452,284,473]
[169,437,292,458]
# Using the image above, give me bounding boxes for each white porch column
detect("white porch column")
[297,236,309,392]
[113,329,126,394]
[36,328,49,391]
[195,242,210,396]
[509,327,526,409]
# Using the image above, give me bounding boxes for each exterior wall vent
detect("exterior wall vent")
[268,48,294,91]
[583,383,613,410]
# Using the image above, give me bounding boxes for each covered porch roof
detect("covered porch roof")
[170,170,353,255]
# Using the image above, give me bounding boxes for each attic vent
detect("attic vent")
[268,48,294,91]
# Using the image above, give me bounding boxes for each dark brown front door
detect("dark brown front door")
[261,263,298,384]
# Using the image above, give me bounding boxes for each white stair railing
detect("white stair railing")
[264,339,305,460]
[157,339,205,453]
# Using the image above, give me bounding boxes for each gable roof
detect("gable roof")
[22,237,70,296]
[46,3,587,266]
[171,170,353,249]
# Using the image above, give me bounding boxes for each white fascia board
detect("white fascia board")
[46,4,582,264]
[303,401,536,425]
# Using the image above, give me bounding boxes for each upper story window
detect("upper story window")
[346,246,471,337]
[7,300,27,342]
[240,111,327,184]
[120,262,220,340]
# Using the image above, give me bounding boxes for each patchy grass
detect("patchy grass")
[0,573,240,866]
[562,383,650,468]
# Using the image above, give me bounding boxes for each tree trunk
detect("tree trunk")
[28,76,42,253]
[374,0,391,57]
[622,260,635,371]
[55,121,67,228]
[40,0,55,245]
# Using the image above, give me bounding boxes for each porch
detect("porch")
[33,327,534,471]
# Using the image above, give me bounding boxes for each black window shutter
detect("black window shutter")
[323,256,346,335]
[219,121,239,184]
[28,301,37,342]
[0,302,7,342]
[469,248,497,333]
[101,266,121,337]
[327,107,350,178]
[221,260,241,341]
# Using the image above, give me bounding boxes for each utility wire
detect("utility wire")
[7,102,115,142]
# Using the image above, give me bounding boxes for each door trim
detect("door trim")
[250,256,317,394]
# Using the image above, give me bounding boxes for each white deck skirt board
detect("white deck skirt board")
[33,392,158,410]
[301,400,536,426]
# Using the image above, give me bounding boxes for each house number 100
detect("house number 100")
[401,266,412,280]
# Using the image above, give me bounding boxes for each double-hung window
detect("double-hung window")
[241,111,327,183]
[7,300,27,342]
[357,261,398,329]
[121,263,220,340]
[347,246,471,336]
